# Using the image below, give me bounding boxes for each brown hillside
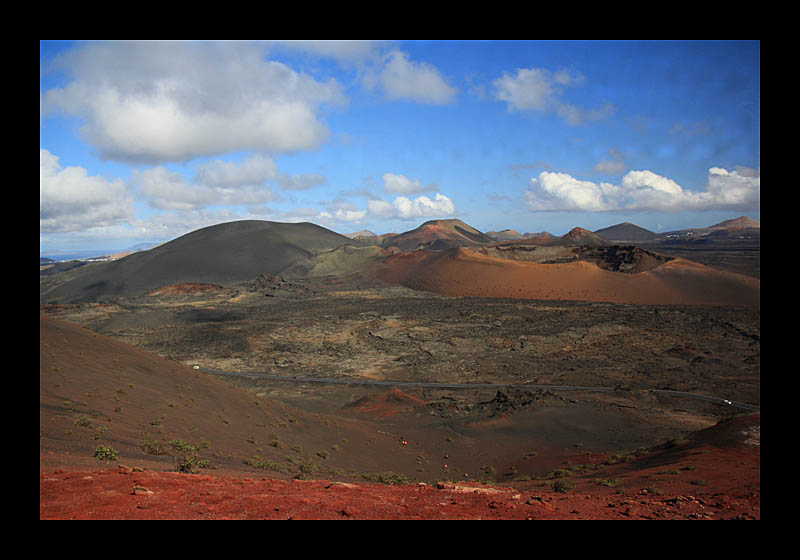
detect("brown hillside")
[559,227,612,246]
[710,216,759,230]
[39,314,426,478]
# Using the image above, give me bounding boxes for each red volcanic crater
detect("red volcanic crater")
[376,247,759,306]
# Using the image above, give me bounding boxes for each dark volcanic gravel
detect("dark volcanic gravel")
[42,282,760,409]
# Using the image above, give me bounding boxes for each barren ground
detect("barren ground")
[41,279,759,519]
[40,239,759,520]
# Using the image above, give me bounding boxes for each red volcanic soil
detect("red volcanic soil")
[40,413,760,520]
[343,388,431,419]
[377,248,759,306]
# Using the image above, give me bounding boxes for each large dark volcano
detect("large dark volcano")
[40,220,351,304]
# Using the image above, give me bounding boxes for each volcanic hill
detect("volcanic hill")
[375,244,759,305]
[656,216,760,242]
[710,216,760,231]
[485,229,526,241]
[41,217,760,307]
[557,227,612,246]
[39,220,351,304]
[381,219,495,251]
[594,222,658,243]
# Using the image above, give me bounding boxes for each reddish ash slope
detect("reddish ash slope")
[376,248,759,306]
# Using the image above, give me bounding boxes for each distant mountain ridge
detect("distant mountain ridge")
[485,229,525,242]
[40,215,760,305]
[593,216,759,243]
[345,230,378,239]
[710,216,760,230]
[656,216,760,242]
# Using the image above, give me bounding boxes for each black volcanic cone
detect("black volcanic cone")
[594,222,658,243]
[40,220,351,304]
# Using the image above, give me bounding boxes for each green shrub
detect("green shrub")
[174,453,209,474]
[361,471,415,485]
[169,439,195,452]
[552,479,573,493]
[139,434,168,455]
[243,456,288,473]
[596,478,621,487]
[297,459,321,475]
[74,414,93,428]
[93,444,119,461]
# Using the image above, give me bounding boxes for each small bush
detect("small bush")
[361,471,415,485]
[552,479,573,493]
[93,444,119,461]
[174,454,209,474]
[243,456,288,473]
[139,434,168,455]
[666,437,689,448]
[297,459,321,475]
[597,478,621,487]
[169,439,197,453]
[74,414,93,428]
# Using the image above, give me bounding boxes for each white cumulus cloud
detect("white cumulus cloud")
[703,166,761,209]
[132,163,276,212]
[363,50,458,105]
[131,154,331,211]
[382,172,438,195]
[524,171,618,212]
[319,208,367,223]
[492,67,613,125]
[368,193,455,220]
[42,41,347,164]
[523,167,760,213]
[193,155,280,190]
[40,149,134,233]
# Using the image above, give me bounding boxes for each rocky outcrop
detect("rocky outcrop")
[575,246,673,273]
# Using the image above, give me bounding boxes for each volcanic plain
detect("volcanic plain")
[40,218,760,519]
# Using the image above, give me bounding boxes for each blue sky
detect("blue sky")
[40,40,760,254]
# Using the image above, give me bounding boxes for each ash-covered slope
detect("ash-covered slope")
[376,246,759,305]
[40,220,351,303]
[39,314,427,478]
